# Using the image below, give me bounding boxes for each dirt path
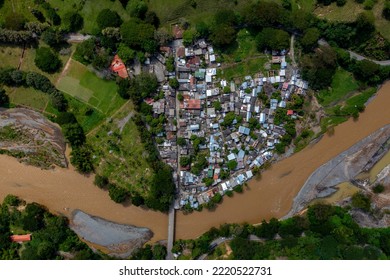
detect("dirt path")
[55,52,75,87]
[290,34,297,68]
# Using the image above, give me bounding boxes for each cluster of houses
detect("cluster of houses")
[147,36,309,210]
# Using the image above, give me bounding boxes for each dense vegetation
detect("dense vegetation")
[0,195,100,260]
[173,204,390,260]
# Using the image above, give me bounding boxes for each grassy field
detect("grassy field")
[0,0,36,26]
[48,0,130,34]
[0,46,23,68]
[89,102,153,195]
[148,0,248,25]
[218,56,270,81]
[5,86,49,111]
[317,68,360,107]
[57,59,125,116]
[314,0,364,22]
[314,0,390,41]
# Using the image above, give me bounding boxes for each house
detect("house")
[110,55,128,78]
[238,126,250,136]
[270,99,278,110]
[287,110,294,116]
[10,234,32,243]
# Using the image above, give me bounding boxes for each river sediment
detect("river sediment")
[285,124,390,218]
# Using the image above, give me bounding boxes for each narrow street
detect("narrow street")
[166,38,184,260]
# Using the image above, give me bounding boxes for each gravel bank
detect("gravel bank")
[70,210,153,258]
[285,124,390,218]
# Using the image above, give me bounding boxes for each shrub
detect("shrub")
[372,184,385,194]
[351,192,371,212]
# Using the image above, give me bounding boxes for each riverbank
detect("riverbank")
[0,82,390,242]
[285,124,390,218]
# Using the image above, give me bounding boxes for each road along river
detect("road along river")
[0,82,390,241]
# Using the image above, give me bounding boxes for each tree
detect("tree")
[210,24,236,48]
[117,43,136,64]
[352,59,380,83]
[213,101,222,111]
[337,0,347,6]
[301,28,320,52]
[62,123,86,147]
[128,0,148,19]
[169,78,179,89]
[120,19,156,52]
[0,88,9,106]
[256,28,290,51]
[34,47,62,73]
[152,244,167,260]
[70,145,94,173]
[351,192,371,212]
[301,45,337,90]
[355,12,375,41]
[183,29,197,46]
[108,184,129,203]
[56,112,77,125]
[180,156,191,167]
[177,137,186,146]
[177,93,184,101]
[212,193,223,204]
[74,38,96,64]
[41,28,63,47]
[227,160,238,171]
[62,12,84,32]
[131,193,144,206]
[373,184,385,194]
[384,1,390,20]
[94,175,109,189]
[117,78,130,99]
[96,9,123,30]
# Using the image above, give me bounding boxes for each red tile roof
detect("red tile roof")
[110,55,128,79]
[10,234,32,243]
[287,110,294,115]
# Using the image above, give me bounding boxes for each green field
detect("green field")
[314,0,390,41]
[0,0,36,26]
[89,102,153,195]
[48,0,130,34]
[0,46,23,68]
[5,86,49,111]
[57,59,125,116]
[317,68,360,107]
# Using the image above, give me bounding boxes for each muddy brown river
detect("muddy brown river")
[1,83,390,241]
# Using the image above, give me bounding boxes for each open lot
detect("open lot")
[56,59,125,116]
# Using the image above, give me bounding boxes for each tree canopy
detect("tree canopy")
[120,19,156,52]
[34,47,62,73]
[96,9,123,30]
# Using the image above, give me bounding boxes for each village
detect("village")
[138,27,309,211]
